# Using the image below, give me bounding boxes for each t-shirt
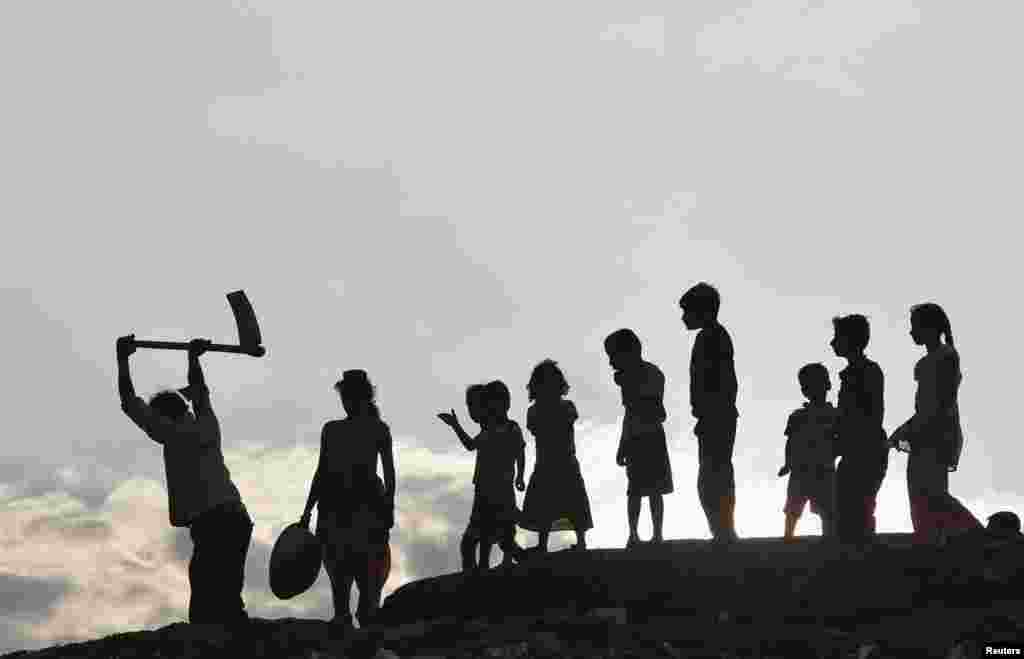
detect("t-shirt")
[616,360,667,438]
[474,420,525,494]
[785,401,838,471]
[836,357,887,459]
[122,391,241,527]
[690,322,739,419]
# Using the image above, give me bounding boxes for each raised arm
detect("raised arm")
[437,410,477,451]
[186,338,213,417]
[117,335,137,409]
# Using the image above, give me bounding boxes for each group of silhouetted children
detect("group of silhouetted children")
[438,281,997,571]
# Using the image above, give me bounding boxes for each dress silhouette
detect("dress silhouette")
[520,398,594,537]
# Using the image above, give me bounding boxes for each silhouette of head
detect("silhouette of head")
[149,390,190,422]
[465,383,488,425]
[527,359,569,402]
[830,314,870,358]
[604,328,642,372]
[910,302,955,348]
[679,282,720,330]
[987,511,1021,538]
[484,380,511,422]
[798,363,830,401]
[334,369,380,419]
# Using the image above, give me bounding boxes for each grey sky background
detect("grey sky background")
[2,1,1022,652]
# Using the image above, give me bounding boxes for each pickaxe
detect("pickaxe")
[129,290,266,357]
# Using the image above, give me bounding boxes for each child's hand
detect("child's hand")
[437,409,458,427]
[777,465,790,477]
[515,476,525,492]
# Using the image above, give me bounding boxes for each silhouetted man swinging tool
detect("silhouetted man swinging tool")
[117,335,253,625]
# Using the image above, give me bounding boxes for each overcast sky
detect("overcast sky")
[2,0,1022,652]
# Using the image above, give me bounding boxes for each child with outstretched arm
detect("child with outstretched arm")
[438,383,492,571]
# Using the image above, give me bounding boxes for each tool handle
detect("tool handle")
[132,340,266,357]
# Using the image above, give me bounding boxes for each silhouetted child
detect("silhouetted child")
[300,369,396,630]
[440,381,526,570]
[679,283,739,543]
[438,383,492,571]
[519,359,594,554]
[117,336,253,626]
[605,329,673,548]
[830,314,889,546]
[779,363,838,541]
[890,302,981,545]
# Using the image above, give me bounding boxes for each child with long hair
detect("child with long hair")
[519,359,594,554]
[890,303,981,545]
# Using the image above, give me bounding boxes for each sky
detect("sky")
[1,0,1022,652]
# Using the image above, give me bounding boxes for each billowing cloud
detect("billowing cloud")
[695,0,921,95]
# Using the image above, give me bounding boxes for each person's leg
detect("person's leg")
[187,520,213,624]
[573,523,587,550]
[537,530,550,552]
[321,530,355,625]
[716,418,738,539]
[784,513,799,540]
[627,495,641,545]
[353,543,383,628]
[696,429,717,538]
[865,451,888,540]
[223,510,253,624]
[460,528,478,572]
[499,523,524,564]
[650,494,664,542]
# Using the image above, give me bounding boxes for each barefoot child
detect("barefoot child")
[890,303,981,545]
[830,314,889,546]
[440,382,526,570]
[679,282,739,543]
[475,380,528,567]
[779,363,838,540]
[520,359,594,554]
[605,329,673,548]
[438,383,492,571]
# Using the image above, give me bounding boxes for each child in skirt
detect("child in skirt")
[520,359,594,554]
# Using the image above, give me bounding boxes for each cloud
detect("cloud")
[600,16,666,56]
[695,0,921,95]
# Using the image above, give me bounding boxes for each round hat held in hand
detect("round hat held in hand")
[269,522,321,599]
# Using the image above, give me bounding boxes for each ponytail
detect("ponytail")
[912,302,955,349]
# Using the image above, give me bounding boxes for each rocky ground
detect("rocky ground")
[3,534,1022,658]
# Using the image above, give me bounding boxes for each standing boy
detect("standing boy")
[679,282,739,543]
[779,363,838,540]
[605,328,673,548]
[117,335,253,625]
[830,314,889,546]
